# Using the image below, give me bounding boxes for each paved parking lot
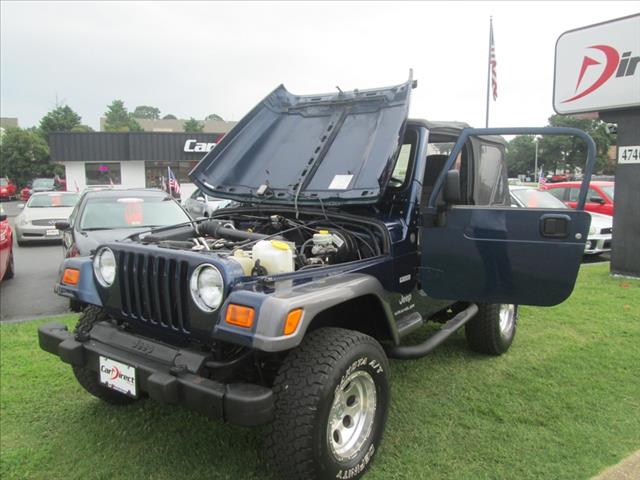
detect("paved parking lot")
[0,201,70,321]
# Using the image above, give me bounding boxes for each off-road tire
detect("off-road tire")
[265,327,390,480]
[71,306,138,406]
[465,303,517,355]
[3,252,14,279]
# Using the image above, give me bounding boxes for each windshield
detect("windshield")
[27,193,79,208]
[512,189,568,209]
[601,185,614,200]
[80,196,190,230]
[32,178,54,189]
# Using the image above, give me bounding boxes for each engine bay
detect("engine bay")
[136,210,386,277]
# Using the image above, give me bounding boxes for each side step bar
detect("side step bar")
[387,303,478,359]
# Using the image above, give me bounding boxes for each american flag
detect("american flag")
[538,167,547,186]
[167,166,181,195]
[490,20,497,101]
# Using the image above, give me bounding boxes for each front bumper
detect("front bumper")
[38,321,274,426]
[584,234,612,255]
[15,224,62,242]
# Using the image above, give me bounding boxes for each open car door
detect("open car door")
[420,127,595,307]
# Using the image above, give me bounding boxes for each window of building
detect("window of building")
[86,163,121,185]
[145,161,199,188]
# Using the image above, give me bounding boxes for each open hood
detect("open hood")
[190,74,414,205]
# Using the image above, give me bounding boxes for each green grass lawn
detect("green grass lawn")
[1,264,639,479]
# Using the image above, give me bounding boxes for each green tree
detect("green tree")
[39,105,82,140]
[205,113,224,121]
[183,117,204,133]
[103,100,143,132]
[0,128,57,187]
[505,135,536,176]
[70,124,94,133]
[539,114,615,174]
[132,105,161,119]
[162,114,177,120]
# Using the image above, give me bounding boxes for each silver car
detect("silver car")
[183,188,233,219]
[15,192,80,246]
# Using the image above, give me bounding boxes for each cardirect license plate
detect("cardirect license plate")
[99,356,137,397]
[45,229,59,236]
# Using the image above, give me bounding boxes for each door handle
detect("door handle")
[539,214,571,238]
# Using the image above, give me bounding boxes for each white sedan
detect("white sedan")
[510,186,612,255]
[14,192,80,246]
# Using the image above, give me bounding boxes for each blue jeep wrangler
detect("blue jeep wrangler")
[39,75,595,480]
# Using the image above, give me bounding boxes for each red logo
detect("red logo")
[562,45,620,103]
[110,366,120,380]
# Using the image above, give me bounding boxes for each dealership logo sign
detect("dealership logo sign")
[184,139,217,153]
[563,46,639,104]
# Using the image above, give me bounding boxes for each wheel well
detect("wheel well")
[306,295,394,344]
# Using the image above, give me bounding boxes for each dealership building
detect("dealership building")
[49,131,231,195]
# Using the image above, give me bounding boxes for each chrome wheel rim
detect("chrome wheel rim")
[499,304,516,338]
[328,369,377,461]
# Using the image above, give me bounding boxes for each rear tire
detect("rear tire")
[71,306,138,406]
[265,328,390,480]
[465,304,517,355]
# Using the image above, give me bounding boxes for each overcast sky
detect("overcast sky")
[1,1,636,130]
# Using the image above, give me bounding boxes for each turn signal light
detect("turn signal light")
[284,308,303,335]
[62,268,80,286]
[226,304,255,328]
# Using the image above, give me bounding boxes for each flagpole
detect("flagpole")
[485,16,492,128]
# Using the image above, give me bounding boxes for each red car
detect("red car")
[542,181,614,216]
[0,206,15,281]
[0,178,17,200]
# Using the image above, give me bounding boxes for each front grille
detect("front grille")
[600,227,612,235]
[31,218,64,226]
[117,250,191,333]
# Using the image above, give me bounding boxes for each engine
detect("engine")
[136,211,383,277]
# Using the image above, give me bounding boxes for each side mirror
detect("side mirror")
[0,214,7,222]
[55,220,71,230]
[17,203,25,209]
[443,170,461,204]
[589,196,605,205]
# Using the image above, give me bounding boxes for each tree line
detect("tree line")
[505,114,616,176]
[0,102,225,187]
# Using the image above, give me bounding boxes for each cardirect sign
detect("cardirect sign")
[554,14,640,114]
[184,139,217,153]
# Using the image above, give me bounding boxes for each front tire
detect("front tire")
[71,306,138,406]
[465,304,517,355]
[3,251,14,279]
[265,328,390,480]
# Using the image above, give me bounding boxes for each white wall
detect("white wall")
[62,162,86,191]
[121,161,145,188]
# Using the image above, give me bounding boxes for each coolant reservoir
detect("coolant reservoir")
[252,240,295,275]
[230,250,254,276]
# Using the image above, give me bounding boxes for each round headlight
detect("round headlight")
[190,264,224,312]
[93,247,116,287]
